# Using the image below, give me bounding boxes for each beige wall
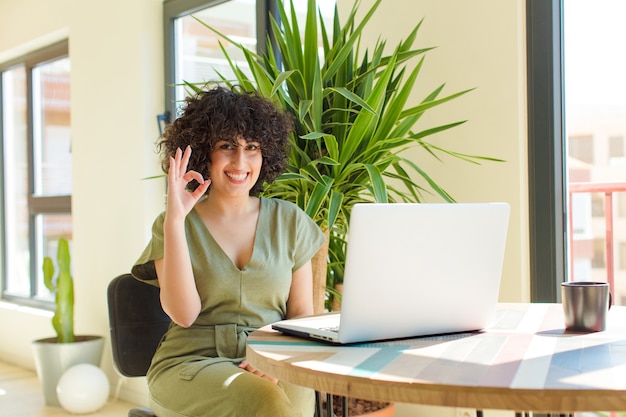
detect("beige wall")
[0,0,528,410]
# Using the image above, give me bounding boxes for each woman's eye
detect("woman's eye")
[247,143,261,151]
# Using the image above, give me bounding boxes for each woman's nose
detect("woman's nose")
[232,147,246,165]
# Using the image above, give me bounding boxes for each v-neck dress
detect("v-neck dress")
[131,197,326,417]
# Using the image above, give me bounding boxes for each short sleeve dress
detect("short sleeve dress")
[131,197,326,417]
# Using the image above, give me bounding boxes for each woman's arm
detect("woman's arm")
[157,146,210,327]
[155,223,200,327]
[285,260,315,319]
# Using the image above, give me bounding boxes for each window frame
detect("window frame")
[526,0,567,302]
[0,39,71,309]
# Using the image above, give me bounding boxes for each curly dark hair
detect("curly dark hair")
[158,85,293,196]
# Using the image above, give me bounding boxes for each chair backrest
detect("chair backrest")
[107,273,170,377]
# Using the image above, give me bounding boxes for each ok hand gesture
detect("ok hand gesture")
[166,146,211,221]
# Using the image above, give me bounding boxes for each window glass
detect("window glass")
[32,57,72,196]
[593,238,606,269]
[36,214,72,299]
[619,193,626,218]
[609,135,625,160]
[2,66,30,297]
[565,1,626,297]
[173,0,257,113]
[568,135,594,164]
[170,0,335,114]
[591,193,605,218]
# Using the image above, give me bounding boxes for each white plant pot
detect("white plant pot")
[32,335,104,407]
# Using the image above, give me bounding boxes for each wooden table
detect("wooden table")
[246,303,626,413]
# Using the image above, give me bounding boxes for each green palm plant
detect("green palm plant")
[191,0,499,311]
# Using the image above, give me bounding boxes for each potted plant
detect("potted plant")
[32,238,104,406]
[195,0,499,312]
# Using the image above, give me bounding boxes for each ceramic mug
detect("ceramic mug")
[561,281,612,332]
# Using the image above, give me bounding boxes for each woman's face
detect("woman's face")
[208,136,262,196]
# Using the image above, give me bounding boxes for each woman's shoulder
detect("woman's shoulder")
[149,211,167,229]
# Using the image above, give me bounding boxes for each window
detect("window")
[592,238,606,269]
[609,135,624,159]
[568,134,594,164]
[163,0,266,122]
[1,40,72,307]
[172,1,257,106]
[591,193,605,217]
[620,242,626,271]
[619,193,626,217]
[163,0,335,122]
[528,0,626,302]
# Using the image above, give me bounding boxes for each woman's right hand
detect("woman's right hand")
[238,360,279,384]
[166,146,211,220]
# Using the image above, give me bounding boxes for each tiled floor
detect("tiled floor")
[0,360,137,417]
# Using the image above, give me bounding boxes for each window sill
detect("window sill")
[0,300,53,318]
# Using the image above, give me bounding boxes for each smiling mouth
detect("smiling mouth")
[226,172,248,181]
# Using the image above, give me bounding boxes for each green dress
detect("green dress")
[132,198,326,417]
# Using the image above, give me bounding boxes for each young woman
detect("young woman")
[132,86,326,417]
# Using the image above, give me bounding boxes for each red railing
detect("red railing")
[568,182,626,294]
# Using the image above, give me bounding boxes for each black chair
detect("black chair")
[107,273,170,417]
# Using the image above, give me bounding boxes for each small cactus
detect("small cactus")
[43,238,74,343]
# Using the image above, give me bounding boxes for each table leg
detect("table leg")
[315,391,323,417]
[327,393,334,416]
[313,392,349,417]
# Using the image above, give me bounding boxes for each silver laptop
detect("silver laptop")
[272,202,510,344]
